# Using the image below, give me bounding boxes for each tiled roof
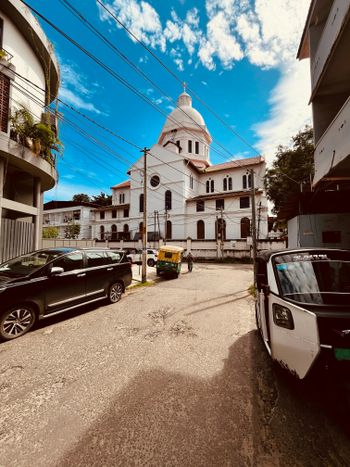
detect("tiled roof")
[93,204,130,211]
[186,189,263,202]
[111,180,130,189]
[204,156,264,173]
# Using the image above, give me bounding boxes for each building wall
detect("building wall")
[288,213,350,249]
[43,206,94,239]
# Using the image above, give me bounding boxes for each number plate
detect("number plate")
[334,348,350,361]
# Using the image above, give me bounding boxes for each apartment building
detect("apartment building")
[0,0,60,261]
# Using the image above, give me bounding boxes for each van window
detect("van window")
[106,251,122,263]
[52,252,84,272]
[86,251,108,267]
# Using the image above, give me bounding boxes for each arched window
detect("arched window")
[111,224,117,241]
[243,174,247,189]
[166,220,172,239]
[215,219,226,240]
[243,174,252,190]
[100,225,105,240]
[228,177,232,190]
[165,190,172,210]
[123,224,129,233]
[139,193,144,212]
[206,180,210,193]
[223,178,227,191]
[240,217,250,238]
[197,220,205,239]
[188,140,192,153]
[211,180,214,193]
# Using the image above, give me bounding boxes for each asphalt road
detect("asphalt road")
[1,263,350,466]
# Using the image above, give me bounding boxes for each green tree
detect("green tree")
[64,222,81,239]
[42,226,59,238]
[264,126,314,216]
[91,192,112,206]
[72,193,91,203]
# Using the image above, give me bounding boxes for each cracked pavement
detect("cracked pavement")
[1,263,350,466]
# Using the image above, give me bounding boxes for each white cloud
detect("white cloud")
[59,88,103,115]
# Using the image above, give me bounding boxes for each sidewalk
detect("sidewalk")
[131,263,158,283]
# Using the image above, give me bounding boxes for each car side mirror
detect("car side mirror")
[50,266,64,276]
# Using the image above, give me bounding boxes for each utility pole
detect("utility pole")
[164,209,168,245]
[220,206,224,259]
[249,169,258,286]
[257,201,262,240]
[141,147,150,283]
[153,210,157,248]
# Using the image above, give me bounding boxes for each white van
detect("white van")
[255,248,350,379]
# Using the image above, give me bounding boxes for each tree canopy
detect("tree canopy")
[264,126,314,216]
[72,193,91,203]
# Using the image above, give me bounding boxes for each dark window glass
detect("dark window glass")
[228,177,232,190]
[188,140,192,153]
[240,196,250,208]
[248,173,252,188]
[243,175,247,190]
[111,224,117,240]
[196,200,205,212]
[86,251,109,267]
[165,190,172,210]
[166,220,172,239]
[100,225,105,240]
[139,194,144,212]
[0,73,10,133]
[216,199,225,210]
[106,251,122,263]
[240,217,250,238]
[123,224,129,233]
[52,252,84,272]
[100,211,105,220]
[165,251,173,259]
[123,208,129,218]
[195,141,199,154]
[150,175,160,187]
[206,180,210,193]
[211,180,214,192]
[112,210,117,218]
[223,178,227,191]
[190,175,193,189]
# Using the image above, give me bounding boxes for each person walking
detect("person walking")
[186,251,194,272]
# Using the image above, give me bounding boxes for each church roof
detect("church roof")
[111,180,131,189]
[186,188,263,202]
[204,156,264,173]
[186,158,210,171]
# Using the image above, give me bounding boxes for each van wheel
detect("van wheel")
[108,282,123,303]
[0,305,36,341]
[147,258,155,267]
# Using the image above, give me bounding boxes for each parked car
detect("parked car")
[122,248,158,267]
[0,247,132,341]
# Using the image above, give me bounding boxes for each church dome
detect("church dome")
[159,91,210,138]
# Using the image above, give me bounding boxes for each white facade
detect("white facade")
[298,0,350,186]
[92,91,268,242]
[43,202,97,239]
[0,0,59,261]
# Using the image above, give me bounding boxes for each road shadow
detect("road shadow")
[57,331,350,466]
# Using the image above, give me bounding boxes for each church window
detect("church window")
[240,218,250,238]
[123,208,129,218]
[223,178,227,191]
[228,177,232,190]
[166,221,172,239]
[197,220,205,239]
[139,194,144,212]
[240,196,250,209]
[195,141,199,154]
[100,225,105,240]
[165,190,172,210]
[190,174,193,189]
[188,140,192,153]
[112,210,117,218]
[206,180,210,193]
[243,174,252,190]
[150,175,160,188]
[216,199,225,211]
[100,211,105,220]
[111,224,117,241]
[211,180,214,192]
[119,193,125,204]
[196,200,205,212]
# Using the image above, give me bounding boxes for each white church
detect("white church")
[92,90,268,242]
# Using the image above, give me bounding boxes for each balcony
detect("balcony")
[311,0,350,93]
[314,95,350,185]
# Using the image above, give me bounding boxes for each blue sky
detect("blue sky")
[25,0,312,201]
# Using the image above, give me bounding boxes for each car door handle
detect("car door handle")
[76,273,86,277]
[107,267,113,271]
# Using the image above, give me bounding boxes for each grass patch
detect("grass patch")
[248,283,257,298]
[128,280,155,290]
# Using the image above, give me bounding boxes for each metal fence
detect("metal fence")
[0,218,35,263]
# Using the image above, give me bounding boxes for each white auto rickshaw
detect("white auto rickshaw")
[255,248,350,379]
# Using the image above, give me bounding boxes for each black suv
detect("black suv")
[0,248,132,341]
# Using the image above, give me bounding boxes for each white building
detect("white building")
[43,201,99,239]
[92,91,268,242]
[0,0,59,261]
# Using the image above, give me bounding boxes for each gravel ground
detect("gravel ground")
[0,263,350,466]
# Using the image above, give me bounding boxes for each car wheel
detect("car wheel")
[147,258,155,267]
[0,305,36,341]
[108,282,123,303]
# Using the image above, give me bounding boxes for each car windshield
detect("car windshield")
[274,251,350,305]
[0,250,63,277]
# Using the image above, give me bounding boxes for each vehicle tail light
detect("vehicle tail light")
[272,304,294,330]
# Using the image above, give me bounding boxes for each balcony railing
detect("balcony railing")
[311,0,350,92]
[314,95,350,185]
